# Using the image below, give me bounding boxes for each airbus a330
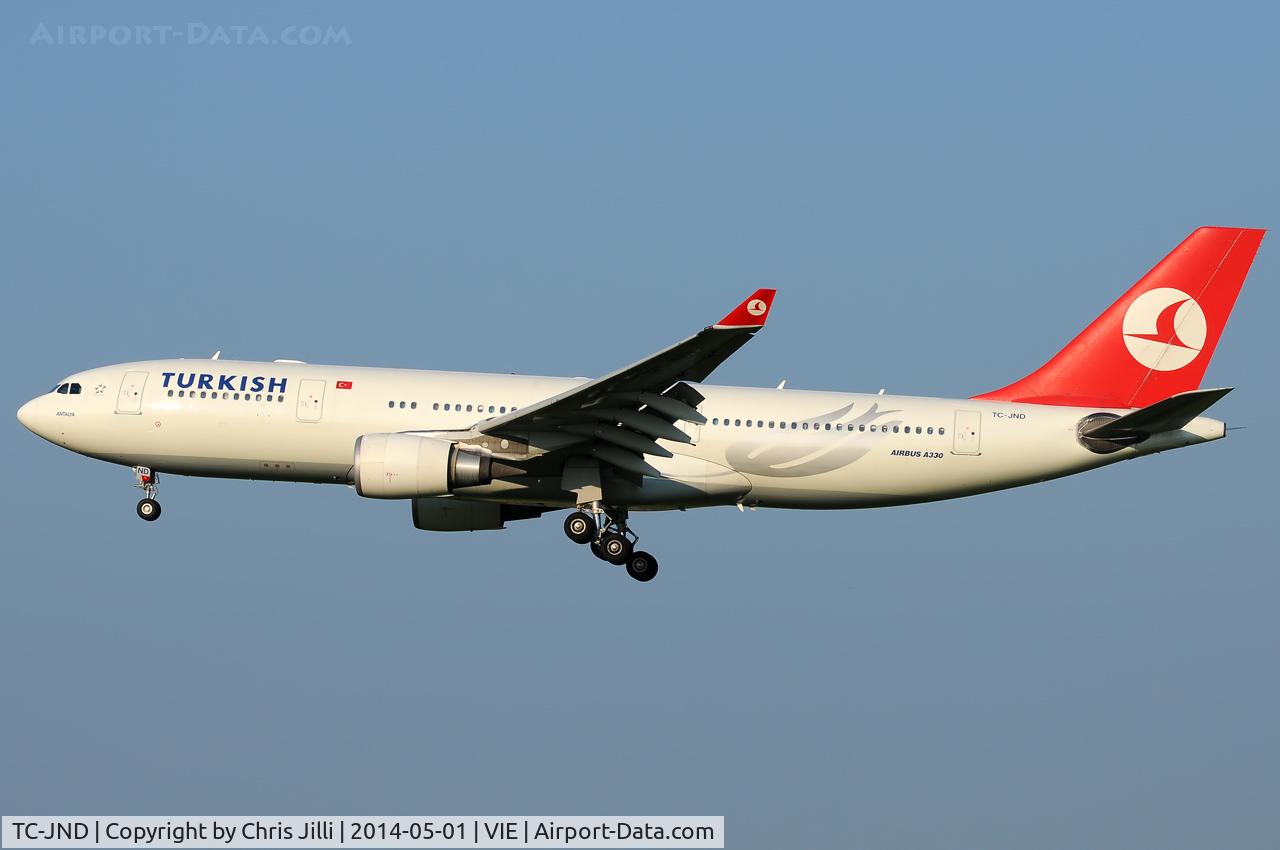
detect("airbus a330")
[17,227,1264,582]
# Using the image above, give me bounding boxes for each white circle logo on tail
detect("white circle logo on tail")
[1122,287,1207,371]
[747,298,768,316]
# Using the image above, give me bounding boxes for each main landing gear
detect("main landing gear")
[133,466,162,522]
[563,505,659,583]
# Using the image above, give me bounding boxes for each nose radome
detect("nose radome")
[17,399,37,432]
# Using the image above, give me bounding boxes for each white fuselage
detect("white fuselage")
[17,358,1227,511]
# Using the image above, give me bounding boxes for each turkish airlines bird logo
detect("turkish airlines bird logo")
[1122,287,1207,371]
[746,299,768,317]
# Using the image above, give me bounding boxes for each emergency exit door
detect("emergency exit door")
[952,410,982,455]
[296,379,326,422]
[115,370,148,414]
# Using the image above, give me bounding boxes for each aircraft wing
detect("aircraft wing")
[479,289,776,475]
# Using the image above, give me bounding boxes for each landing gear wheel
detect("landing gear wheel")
[626,551,659,582]
[598,531,632,565]
[590,540,611,562]
[563,511,596,544]
[136,498,161,522]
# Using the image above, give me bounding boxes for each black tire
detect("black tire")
[626,551,659,582]
[589,540,611,561]
[136,498,161,522]
[598,531,632,565]
[563,511,596,544]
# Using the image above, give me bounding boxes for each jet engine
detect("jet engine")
[354,433,493,498]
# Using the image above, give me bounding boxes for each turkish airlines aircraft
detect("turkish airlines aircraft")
[17,227,1264,582]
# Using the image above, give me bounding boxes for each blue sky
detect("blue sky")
[1,3,1277,847]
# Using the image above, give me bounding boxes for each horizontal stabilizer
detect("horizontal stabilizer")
[1083,387,1232,439]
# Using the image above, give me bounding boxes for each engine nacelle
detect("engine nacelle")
[354,433,492,499]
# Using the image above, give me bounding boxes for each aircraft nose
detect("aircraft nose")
[17,398,40,434]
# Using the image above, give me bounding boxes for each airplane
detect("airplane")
[16,226,1264,582]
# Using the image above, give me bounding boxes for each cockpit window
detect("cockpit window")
[69,383,82,394]
[55,383,69,394]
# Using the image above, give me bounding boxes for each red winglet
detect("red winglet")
[716,288,777,328]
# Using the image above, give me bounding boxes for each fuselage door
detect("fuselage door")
[296,379,326,422]
[952,409,982,455]
[115,370,148,414]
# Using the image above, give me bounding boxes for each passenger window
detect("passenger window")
[488,405,495,413]
[824,423,831,431]
[388,401,394,408]
[859,424,866,432]
[790,422,797,429]
[939,427,945,435]
[500,406,507,413]
[167,390,174,397]
[433,403,440,410]
[399,401,406,409]
[802,422,809,430]
[411,402,418,409]
[466,404,473,412]
[916,427,922,434]
[746,420,752,427]
[893,425,899,433]
[734,419,741,427]
[712,418,719,425]
[870,425,876,432]
[927,427,934,434]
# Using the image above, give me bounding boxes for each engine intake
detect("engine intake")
[354,433,493,498]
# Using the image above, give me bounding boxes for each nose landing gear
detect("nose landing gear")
[133,466,162,522]
[563,504,658,582]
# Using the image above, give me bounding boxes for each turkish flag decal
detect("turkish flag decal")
[336,380,353,390]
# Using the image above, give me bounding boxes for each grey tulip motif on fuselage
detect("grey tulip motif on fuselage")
[722,401,903,478]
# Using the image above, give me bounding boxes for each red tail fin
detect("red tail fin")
[975,227,1265,409]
